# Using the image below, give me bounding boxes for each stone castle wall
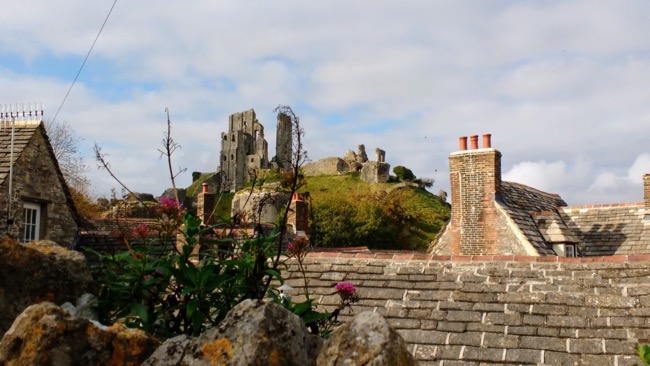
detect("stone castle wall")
[284,252,650,365]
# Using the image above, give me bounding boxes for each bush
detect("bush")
[393,166,415,181]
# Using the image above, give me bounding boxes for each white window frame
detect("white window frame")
[23,202,41,242]
[565,244,577,258]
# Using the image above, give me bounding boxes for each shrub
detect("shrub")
[393,166,415,181]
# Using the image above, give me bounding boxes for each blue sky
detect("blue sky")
[1,0,649,204]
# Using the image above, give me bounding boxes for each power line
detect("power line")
[52,0,118,123]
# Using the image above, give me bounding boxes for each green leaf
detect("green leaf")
[292,300,313,316]
[301,310,331,324]
[130,303,149,325]
[187,298,198,319]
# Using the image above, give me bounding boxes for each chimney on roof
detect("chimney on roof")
[197,183,215,225]
[643,173,650,212]
[287,193,309,234]
[448,133,501,255]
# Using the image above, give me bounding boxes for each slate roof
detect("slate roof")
[283,252,650,365]
[561,203,650,256]
[0,120,79,224]
[497,181,568,255]
[0,121,40,186]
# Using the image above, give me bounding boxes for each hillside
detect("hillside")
[299,173,450,251]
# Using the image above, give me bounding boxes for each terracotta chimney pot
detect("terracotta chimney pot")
[483,134,492,148]
[470,135,479,150]
[459,136,468,151]
[202,182,209,193]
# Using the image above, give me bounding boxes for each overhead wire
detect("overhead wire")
[51,0,118,123]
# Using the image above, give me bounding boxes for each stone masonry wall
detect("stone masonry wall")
[0,127,77,244]
[283,252,650,365]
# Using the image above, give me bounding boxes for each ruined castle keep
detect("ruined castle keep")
[218,109,292,192]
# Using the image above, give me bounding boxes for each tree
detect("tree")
[45,120,102,218]
[393,165,415,181]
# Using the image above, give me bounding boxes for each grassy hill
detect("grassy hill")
[299,173,450,251]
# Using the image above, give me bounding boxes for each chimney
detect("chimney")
[287,193,309,234]
[197,183,216,225]
[470,135,479,149]
[483,134,491,148]
[448,134,501,255]
[459,136,468,151]
[644,174,650,211]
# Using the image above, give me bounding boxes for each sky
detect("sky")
[1,0,649,205]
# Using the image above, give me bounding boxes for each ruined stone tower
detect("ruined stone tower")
[219,109,269,192]
[447,134,501,255]
[275,112,292,169]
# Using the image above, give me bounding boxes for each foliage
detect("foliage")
[635,345,650,366]
[44,119,102,218]
[393,165,415,181]
[89,105,342,340]
[281,236,359,338]
[305,175,450,251]
[88,200,282,337]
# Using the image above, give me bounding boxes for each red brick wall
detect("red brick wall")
[448,149,501,255]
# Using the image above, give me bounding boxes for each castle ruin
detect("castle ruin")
[218,109,292,192]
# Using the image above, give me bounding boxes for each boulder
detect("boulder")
[360,161,391,183]
[0,302,159,365]
[143,299,323,366]
[0,236,93,336]
[317,311,417,366]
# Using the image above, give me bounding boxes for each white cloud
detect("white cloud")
[0,0,649,203]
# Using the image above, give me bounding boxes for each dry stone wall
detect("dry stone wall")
[283,252,650,365]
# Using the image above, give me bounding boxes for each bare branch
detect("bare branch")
[157,108,186,202]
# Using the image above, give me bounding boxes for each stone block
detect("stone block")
[482,333,519,348]
[519,336,566,351]
[462,346,505,362]
[569,338,604,354]
[504,348,542,364]
[446,310,482,322]
[448,332,482,346]
[544,351,580,366]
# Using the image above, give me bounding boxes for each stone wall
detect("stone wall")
[0,125,78,244]
[283,251,650,365]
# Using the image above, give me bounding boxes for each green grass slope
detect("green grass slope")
[300,173,450,251]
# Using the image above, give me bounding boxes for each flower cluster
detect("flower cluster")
[132,223,151,238]
[335,282,359,304]
[287,236,309,260]
[154,197,185,235]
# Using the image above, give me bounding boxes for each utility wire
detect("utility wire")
[52,0,118,123]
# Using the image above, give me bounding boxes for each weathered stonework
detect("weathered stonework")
[0,121,78,245]
[283,252,650,366]
[218,109,292,193]
[303,144,390,183]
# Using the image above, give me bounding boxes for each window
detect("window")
[23,202,41,242]
[565,244,577,257]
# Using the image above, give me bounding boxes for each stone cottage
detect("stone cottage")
[429,134,650,257]
[0,118,78,244]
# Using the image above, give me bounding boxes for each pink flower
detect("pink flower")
[132,223,150,238]
[335,282,358,302]
[287,242,295,253]
[159,196,181,210]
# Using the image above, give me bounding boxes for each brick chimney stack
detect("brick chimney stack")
[287,193,309,234]
[197,183,216,225]
[643,173,650,212]
[448,133,501,255]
